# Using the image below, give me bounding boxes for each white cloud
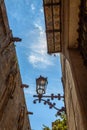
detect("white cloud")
[31,4,35,10]
[40,8,43,13]
[34,23,43,32]
[28,23,54,69]
[29,54,53,68]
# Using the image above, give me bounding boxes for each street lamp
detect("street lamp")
[36,75,48,95]
[33,75,65,115]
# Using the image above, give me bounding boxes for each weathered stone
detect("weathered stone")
[0,0,31,130]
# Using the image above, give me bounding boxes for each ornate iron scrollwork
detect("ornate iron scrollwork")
[33,94,65,116]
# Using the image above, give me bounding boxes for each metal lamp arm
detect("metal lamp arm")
[33,98,61,111]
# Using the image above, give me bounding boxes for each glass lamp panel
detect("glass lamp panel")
[36,76,47,94]
[38,89,43,95]
[41,80,45,86]
[37,85,45,95]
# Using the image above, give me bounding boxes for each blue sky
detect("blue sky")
[5,0,64,130]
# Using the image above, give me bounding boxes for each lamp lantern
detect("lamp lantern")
[36,75,48,95]
[33,76,65,116]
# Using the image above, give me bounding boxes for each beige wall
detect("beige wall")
[60,0,87,129]
[61,49,87,130]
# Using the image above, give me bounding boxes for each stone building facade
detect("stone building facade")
[60,0,87,129]
[43,0,87,130]
[0,0,31,129]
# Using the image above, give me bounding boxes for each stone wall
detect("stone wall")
[61,49,87,130]
[0,0,31,130]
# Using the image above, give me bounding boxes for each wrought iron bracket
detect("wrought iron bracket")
[33,94,65,115]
